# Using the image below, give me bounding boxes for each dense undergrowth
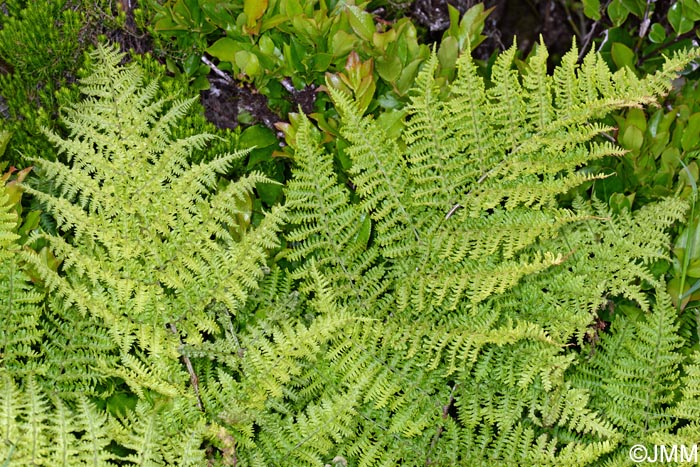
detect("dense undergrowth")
[2,1,700,466]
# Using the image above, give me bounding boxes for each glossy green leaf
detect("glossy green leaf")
[648,23,667,43]
[376,56,401,83]
[395,58,422,95]
[647,109,664,137]
[331,30,359,57]
[683,0,700,21]
[244,0,268,27]
[650,131,670,157]
[345,4,375,41]
[192,74,210,91]
[18,210,41,239]
[354,213,371,248]
[583,0,602,20]
[686,258,700,278]
[669,2,695,34]
[620,0,645,17]
[206,37,239,63]
[609,192,633,213]
[438,36,459,72]
[235,50,260,76]
[607,0,630,26]
[682,113,700,151]
[183,53,200,76]
[199,1,236,29]
[668,276,692,309]
[611,41,636,69]
[626,108,647,132]
[240,125,278,149]
[679,160,699,192]
[372,29,397,52]
[451,3,492,50]
[257,180,283,205]
[375,108,406,140]
[336,138,352,171]
[259,35,275,55]
[312,53,334,72]
[661,147,681,170]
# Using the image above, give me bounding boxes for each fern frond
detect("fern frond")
[285,115,387,306]
[330,86,421,258]
[572,292,684,437]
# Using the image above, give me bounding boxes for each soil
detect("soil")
[412,0,582,62]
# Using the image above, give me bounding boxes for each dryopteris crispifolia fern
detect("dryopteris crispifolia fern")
[1,43,282,465]
[20,43,284,399]
[2,40,700,466]
[218,42,699,466]
[0,166,45,380]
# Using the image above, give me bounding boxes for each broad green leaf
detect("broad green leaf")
[235,50,260,76]
[331,30,359,57]
[609,192,632,213]
[280,0,303,16]
[353,213,371,248]
[647,109,664,137]
[437,36,459,72]
[240,125,278,149]
[376,56,402,83]
[375,108,406,140]
[395,58,422,95]
[611,42,636,69]
[345,5,375,41]
[608,0,630,26]
[455,3,492,50]
[199,1,236,29]
[683,0,700,21]
[259,35,275,55]
[206,37,239,63]
[682,113,700,151]
[372,29,397,52]
[669,2,695,34]
[648,23,667,43]
[620,0,645,17]
[244,0,268,27]
[626,108,647,132]
[583,0,602,20]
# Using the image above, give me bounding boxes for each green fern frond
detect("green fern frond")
[285,115,387,306]
[0,376,118,466]
[0,173,45,378]
[572,291,684,438]
[21,43,284,400]
[266,42,699,466]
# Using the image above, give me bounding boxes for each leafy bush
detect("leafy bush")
[0,0,85,166]
[581,0,700,72]
[146,0,490,116]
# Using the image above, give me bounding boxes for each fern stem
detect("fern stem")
[168,322,204,411]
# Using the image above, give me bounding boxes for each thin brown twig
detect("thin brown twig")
[425,383,458,466]
[578,0,614,61]
[201,55,234,85]
[168,322,204,411]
